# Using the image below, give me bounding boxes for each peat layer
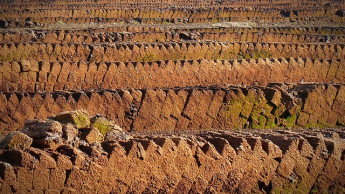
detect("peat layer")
[0,0,345,193]
[0,111,344,193]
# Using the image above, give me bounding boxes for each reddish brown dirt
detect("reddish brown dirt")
[1,58,345,92]
[0,0,345,193]
[0,83,344,135]
[1,127,344,193]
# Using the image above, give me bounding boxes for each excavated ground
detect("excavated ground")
[0,0,345,193]
[1,83,345,133]
[1,125,345,193]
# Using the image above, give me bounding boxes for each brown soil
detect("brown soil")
[1,83,345,134]
[0,0,345,193]
[1,126,344,193]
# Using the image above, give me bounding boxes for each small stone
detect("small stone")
[104,130,131,141]
[21,120,62,139]
[51,110,90,129]
[62,124,78,142]
[0,132,32,150]
[137,143,146,160]
[113,124,123,132]
[82,127,104,144]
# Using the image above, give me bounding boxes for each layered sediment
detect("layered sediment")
[1,84,344,133]
[0,112,344,193]
[0,0,344,193]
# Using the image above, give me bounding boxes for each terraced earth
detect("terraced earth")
[0,0,344,193]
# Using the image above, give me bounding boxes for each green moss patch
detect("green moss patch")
[51,109,90,129]
[91,117,115,136]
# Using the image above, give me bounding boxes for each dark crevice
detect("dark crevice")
[298,139,306,152]
[119,141,135,155]
[71,92,82,102]
[52,93,61,101]
[222,136,244,152]
[129,90,145,130]
[171,138,181,147]
[27,150,40,161]
[274,157,282,163]
[303,136,320,151]
[87,45,94,61]
[64,169,72,186]
[180,89,193,120]
[260,134,293,154]
[0,163,7,179]
[279,110,291,119]
[136,89,147,114]
[324,141,335,156]
[46,152,59,165]
[0,150,23,166]
[261,140,270,155]
[258,181,272,193]
[57,146,77,162]
[193,154,201,168]
[101,141,117,156]
[0,117,7,124]
[10,185,16,193]
[246,138,258,151]
[15,93,23,102]
[152,138,166,147]
[204,137,227,155]
[78,145,93,157]
[336,10,344,17]
[136,140,150,151]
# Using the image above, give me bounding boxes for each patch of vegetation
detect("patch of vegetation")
[310,187,319,193]
[140,53,155,62]
[285,114,297,128]
[238,51,251,59]
[91,117,114,136]
[169,52,183,61]
[251,49,272,59]
[266,116,277,128]
[252,115,267,129]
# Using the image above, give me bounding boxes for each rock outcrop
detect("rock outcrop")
[0,110,126,150]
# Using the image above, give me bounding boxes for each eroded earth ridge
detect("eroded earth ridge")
[0,0,345,193]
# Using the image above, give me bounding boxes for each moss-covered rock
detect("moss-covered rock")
[219,89,246,129]
[91,116,121,136]
[273,104,286,117]
[266,115,277,128]
[285,114,297,128]
[0,131,32,150]
[51,110,90,129]
[240,101,254,119]
[252,115,267,129]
